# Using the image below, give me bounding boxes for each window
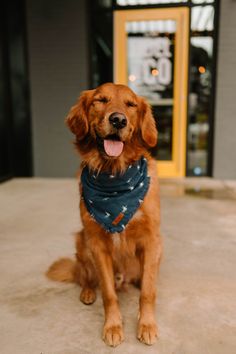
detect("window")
[117,0,187,5]
[187,5,215,176]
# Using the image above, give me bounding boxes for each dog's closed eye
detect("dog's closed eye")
[94,96,109,104]
[125,100,137,108]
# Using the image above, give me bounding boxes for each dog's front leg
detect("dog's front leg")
[137,236,162,345]
[90,238,124,347]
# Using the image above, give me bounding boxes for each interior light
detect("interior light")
[151,68,159,76]
[129,74,136,82]
[199,66,206,74]
[194,167,202,175]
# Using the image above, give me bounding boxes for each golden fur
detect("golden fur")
[47,83,162,347]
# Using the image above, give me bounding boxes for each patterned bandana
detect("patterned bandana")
[81,157,150,233]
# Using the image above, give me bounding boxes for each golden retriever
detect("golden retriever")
[47,83,162,347]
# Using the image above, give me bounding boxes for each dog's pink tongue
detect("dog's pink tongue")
[104,139,124,157]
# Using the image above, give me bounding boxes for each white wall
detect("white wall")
[213,0,236,179]
[26,0,88,177]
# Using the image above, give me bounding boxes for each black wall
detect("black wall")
[0,0,32,182]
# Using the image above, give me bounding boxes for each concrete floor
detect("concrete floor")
[0,178,235,354]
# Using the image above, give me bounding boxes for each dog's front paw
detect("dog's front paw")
[80,288,96,305]
[137,321,158,345]
[103,324,124,347]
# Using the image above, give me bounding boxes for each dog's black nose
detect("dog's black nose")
[109,112,127,130]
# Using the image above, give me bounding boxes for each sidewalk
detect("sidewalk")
[0,178,235,354]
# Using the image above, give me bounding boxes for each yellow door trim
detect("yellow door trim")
[114,8,189,178]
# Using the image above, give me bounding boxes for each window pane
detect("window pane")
[191,5,214,32]
[117,0,187,5]
[187,5,215,176]
[126,20,176,160]
[192,0,214,4]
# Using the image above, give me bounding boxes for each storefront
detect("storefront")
[90,0,220,177]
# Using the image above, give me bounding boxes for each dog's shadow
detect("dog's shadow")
[2,272,139,323]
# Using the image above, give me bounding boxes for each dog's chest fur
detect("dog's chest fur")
[111,233,122,248]
[111,209,143,246]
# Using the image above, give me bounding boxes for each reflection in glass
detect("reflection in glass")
[191,5,214,31]
[187,5,214,176]
[151,105,173,160]
[126,20,176,160]
[117,0,187,5]
[191,0,214,4]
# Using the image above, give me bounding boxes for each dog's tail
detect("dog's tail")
[46,257,77,283]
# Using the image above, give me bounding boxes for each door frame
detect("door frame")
[114,7,189,177]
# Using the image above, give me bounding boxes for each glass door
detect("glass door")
[114,8,189,177]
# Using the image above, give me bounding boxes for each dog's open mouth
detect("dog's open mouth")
[96,133,124,157]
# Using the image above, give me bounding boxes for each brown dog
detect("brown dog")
[47,83,162,347]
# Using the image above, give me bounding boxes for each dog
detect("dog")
[47,83,162,347]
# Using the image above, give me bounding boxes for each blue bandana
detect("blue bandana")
[81,157,150,233]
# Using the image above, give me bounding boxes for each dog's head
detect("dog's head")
[66,83,157,172]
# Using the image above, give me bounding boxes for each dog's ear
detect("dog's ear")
[139,97,158,147]
[66,90,94,140]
